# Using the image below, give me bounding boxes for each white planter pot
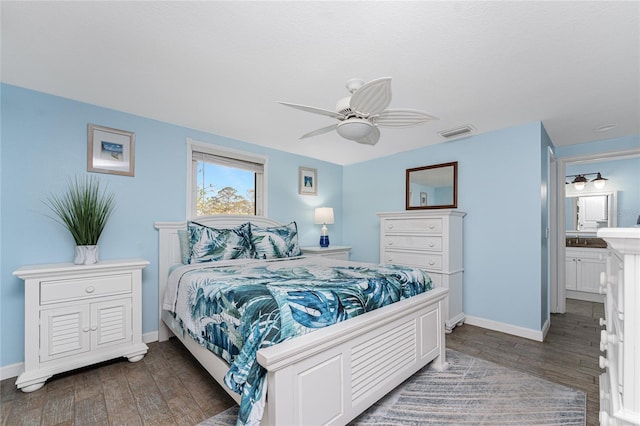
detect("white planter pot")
[74,245,99,265]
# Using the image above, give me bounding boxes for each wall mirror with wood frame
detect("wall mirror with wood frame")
[406,161,458,210]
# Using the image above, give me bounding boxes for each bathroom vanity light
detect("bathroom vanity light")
[566,172,608,190]
[592,173,608,189]
[570,175,588,190]
[314,207,334,247]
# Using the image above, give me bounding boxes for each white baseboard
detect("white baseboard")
[143,331,158,344]
[0,363,23,381]
[1,331,160,381]
[541,317,551,340]
[465,315,546,342]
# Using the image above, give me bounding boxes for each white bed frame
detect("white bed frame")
[155,215,448,425]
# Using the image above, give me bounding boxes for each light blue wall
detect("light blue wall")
[343,122,548,331]
[0,84,343,367]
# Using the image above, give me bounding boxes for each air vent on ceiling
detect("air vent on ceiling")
[438,125,475,139]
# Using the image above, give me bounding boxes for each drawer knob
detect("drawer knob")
[83,327,90,332]
[428,224,435,229]
[387,224,393,230]
[387,241,393,246]
[600,330,617,346]
[387,257,393,262]
[428,260,435,265]
[428,242,435,247]
[85,286,95,293]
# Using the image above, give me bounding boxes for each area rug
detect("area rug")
[199,349,586,425]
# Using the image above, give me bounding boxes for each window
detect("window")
[187,140,267,217]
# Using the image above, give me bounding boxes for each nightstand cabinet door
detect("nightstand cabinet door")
[91,298,133,349]
[40,305,91,362]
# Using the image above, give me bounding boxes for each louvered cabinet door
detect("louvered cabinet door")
[40,305,91,362]
[91,298,132,348]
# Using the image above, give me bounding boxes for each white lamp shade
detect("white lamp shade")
[314,207,334,225]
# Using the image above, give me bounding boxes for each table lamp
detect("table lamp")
[314,207,334,247]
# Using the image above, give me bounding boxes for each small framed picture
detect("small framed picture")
[87,124,135,176]
[299,167,317,196]
[420,192,428,206]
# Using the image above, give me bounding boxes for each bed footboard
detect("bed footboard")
[257,287,448,426]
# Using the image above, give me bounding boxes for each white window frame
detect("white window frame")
[186,138,268,218]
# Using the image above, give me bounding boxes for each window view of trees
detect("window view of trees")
[196,163,256,216]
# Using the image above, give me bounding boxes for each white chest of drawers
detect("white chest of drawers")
[13,258,149,392]
[597,228,640,426]
[377,210,465,332]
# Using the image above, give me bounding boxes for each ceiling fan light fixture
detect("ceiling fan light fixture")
[336,119,373,141]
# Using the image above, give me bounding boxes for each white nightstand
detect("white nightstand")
[13,258,149,392]
[301,246,351,261]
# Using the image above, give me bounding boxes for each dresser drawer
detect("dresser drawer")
[383,235,442,251]
[383,218,442,233]
[382,250,442,270]
[41,274,132,304]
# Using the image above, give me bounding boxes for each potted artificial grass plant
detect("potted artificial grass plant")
[45,175,116,265]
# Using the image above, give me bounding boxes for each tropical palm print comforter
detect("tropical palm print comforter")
[163,256,433,426]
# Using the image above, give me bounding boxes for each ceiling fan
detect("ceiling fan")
[279,77,437,146]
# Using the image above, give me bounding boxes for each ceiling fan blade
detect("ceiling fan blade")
[299,124,338,139]
[349,77,392,116]
[278,102,344,119]
[354,126,380,145]
[374,109,438,127]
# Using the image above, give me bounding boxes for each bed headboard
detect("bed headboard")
[154,215,285,341]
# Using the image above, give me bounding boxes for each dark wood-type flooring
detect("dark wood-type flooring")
[2,298,603,425]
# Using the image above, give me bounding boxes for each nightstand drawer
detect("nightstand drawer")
[41,274,132,304]
[384,235,442,251]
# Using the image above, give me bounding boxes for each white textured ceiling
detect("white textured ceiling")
[2,1,639,165]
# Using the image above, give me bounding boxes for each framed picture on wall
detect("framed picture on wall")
[87,124,135,176]
[299,167,317,195]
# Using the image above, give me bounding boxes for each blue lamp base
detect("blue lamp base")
[319,235,330,247]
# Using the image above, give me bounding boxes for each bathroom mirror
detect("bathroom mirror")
[565,191,617,232]
[406,161,457,210]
